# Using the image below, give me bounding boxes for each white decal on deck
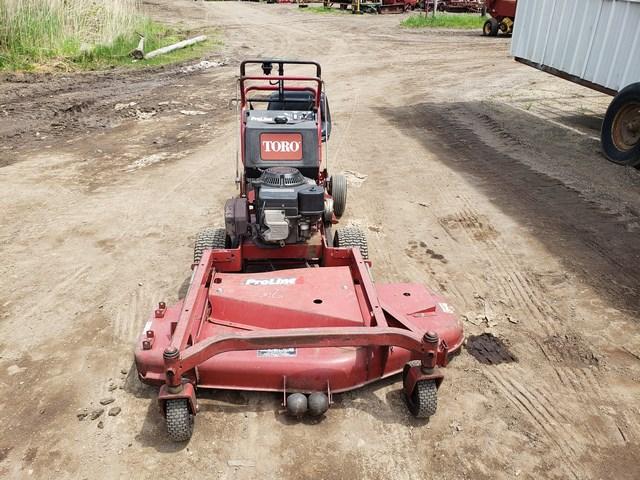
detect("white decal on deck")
[438,302,454,314]
[245,277,297,286]
[257,348,297,358]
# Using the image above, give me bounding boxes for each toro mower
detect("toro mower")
[134,60,464,442]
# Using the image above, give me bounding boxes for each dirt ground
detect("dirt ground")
[1,2,639,479]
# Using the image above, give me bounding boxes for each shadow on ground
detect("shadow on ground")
[381,101,640,315]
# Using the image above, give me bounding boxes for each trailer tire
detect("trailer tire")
[483,18,499,37]
[331,174,348,218]
[334,226,368,260]
[194,227,227,263]
[601,83,640,166]
[406,379,438,418]
[165,399,193,442]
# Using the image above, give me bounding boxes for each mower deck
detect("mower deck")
[136,254,463,393]
[136,245,463,416]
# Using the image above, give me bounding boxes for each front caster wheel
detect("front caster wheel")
[165,398,194,442]
[405,379,438,418]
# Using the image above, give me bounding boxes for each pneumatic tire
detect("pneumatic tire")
[483,18,499,37]
[601,83,640,166]
[165,399,193,442]
[405,379,438,419]
[331,174,348,218]
[193,227,227,263]
[334,226,368,260]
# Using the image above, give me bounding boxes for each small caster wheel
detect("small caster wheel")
[165,398,193,442]
[405,379,438,418]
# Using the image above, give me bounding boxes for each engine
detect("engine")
[224,167,327,246]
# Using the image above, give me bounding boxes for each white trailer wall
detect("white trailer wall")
[511,0,640,93]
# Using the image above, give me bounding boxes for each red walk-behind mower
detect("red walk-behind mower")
[134,60,464,441]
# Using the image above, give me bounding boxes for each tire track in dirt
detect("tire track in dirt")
[396,101,640,310]
[434,199,594,478]
[484,368,584,479]
[434,152,610,378]
[379,103,636,478]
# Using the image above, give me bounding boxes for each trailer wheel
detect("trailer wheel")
[194,227,227,263]
[165,399,193,442]
[334,226,368,260]
[406,379,438,418]
[330,174,348,218]
[483,18,499,37]
[601,83,640,166]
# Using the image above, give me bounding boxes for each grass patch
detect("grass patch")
[0,0,217,71]
[71,22,218,71]
[401,13,485,29]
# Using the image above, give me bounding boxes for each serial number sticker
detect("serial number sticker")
[257,348,297,358]
[438,303,454,314]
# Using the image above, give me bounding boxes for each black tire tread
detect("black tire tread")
[331,174,348,218]
[601,82,640,166]
[483,18,499,36]
[193,227,226,263]
[165,399,193,442]
[409,380,438,419]
[334,226,368,260]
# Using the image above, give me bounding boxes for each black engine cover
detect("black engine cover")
[298,185,324,215]
[258,186,299,217]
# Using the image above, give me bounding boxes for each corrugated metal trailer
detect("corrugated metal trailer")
[511,0,640,166]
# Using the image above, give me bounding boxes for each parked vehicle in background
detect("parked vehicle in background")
[512,0,640,166]
[482,0,516,36]
[333,0,418,13]
[422,0,485,13]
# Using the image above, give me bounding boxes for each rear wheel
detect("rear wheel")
[194,227,227,263]
[483,18,499,37]
[334,226,368,260]
[601,83,640,166]
[165,399,193,442]
[330,174,348,218]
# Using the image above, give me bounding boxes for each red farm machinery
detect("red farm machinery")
[330,0,419,14]
[423,1,484,13]
[482,0,516,36]
[134,60,464,442]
